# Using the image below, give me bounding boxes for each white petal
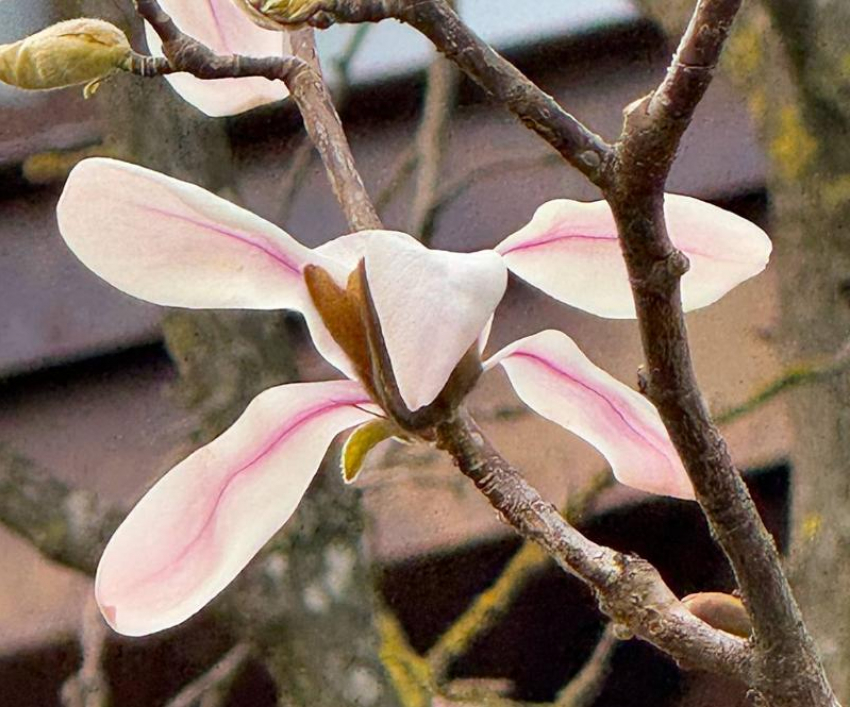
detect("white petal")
[96,380,376,636]
[58,158,311,310]
[57,158,357,379]
[145,0,290,117]
[365,236,507,411]
[314,230,422,274]
[497,195,772,319]
[486,330,694,499]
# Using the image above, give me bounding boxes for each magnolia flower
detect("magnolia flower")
[56,158,771,636]
[145,0,292,117]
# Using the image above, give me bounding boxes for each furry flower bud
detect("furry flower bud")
[0,19,132,95]
[232,0,325,29]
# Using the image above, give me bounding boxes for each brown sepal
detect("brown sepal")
[303,264,374,396]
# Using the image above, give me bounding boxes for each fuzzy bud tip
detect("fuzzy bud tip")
[232,0,324,29]
[0,19,132,94]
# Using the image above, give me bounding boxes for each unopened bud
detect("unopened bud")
[682,592,752,638]
[0,19,132,96]
[232,0,325,29]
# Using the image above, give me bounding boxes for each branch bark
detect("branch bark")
[599,1,838,704]
[307,0,611,185]
[434,409,752,681]
[132,0,380,231]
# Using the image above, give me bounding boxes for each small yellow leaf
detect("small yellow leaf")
[341,418,397,484]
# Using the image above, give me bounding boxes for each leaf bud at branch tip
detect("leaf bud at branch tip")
[682,592,752,638]
[0,19,132,96]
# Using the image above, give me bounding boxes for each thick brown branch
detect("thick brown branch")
[600,2,838,705]
[435,410,752,681]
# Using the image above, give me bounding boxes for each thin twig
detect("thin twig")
[716,343,850,425]
[277,135,316,223]
[164,643,253,707]
[408,46,458,241]
[434,152,561,215]
[554,625,617,707]
[375,143,418,212]
[61,595,111,707]
[332,24,371,105]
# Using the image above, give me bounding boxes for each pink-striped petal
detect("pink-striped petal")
[496,195,772,319]
[486,330,694,500]
[58,158,312,310]
[144,0,290,116]
[57,158,359,378]
[96,380,376,636]
[364,236,507,412]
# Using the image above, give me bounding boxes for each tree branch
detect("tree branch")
[132,0,380,231]
[600,1,837,704]
[61,595,111,707]
[434,409,753,681]
[554,624,617,707]
[0,444,123,577]
[426,470,613,682]
[163,643,253,707]
[716,342,850,425]
[408,45,458,242]
[308,0,611,186]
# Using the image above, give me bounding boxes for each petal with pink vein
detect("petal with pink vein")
[496,195,772,319]
[486,330,694,500]
[58,158,312,310]
[364,236,507,412]
[96,380,376,636]
[145,0,290,117]
[57,158,360,379]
